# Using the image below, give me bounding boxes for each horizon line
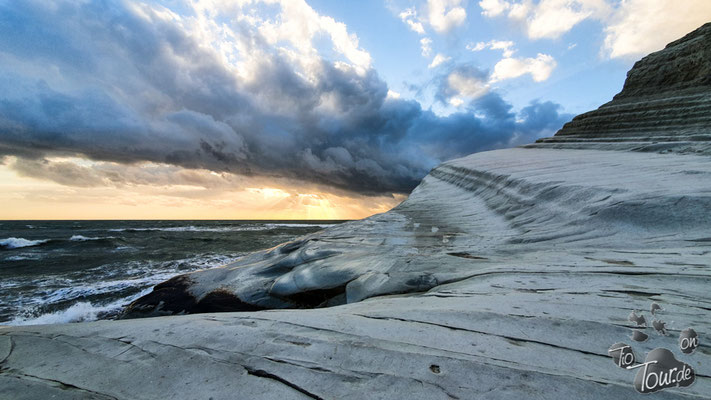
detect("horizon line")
[0,218,354,222]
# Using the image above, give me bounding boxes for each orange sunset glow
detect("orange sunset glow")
[0,158,405,220]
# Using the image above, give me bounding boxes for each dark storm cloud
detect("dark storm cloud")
[0,0,573,195]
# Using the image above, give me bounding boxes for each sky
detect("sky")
[1,0,709,220]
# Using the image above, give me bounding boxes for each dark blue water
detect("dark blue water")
[0,220,344,325]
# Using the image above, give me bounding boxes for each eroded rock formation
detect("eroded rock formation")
[120,23,711,320]
[531,22,711,154]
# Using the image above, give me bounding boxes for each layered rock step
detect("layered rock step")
[531,22,711,155]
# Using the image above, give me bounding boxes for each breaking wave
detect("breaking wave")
[9,294,150,326]
[0,237,50,249]
[69,235,114,241]
[108,223,335,233]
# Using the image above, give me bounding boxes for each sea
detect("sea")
[0,220,344,326]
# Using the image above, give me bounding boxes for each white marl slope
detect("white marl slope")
[1,147,710,399]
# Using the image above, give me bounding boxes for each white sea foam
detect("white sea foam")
[9,301,117,325]
[108,226,259,232]
[265,223,336,228]
[0,237,49,249]
[113,246,135,251]
[5,254,42,261]
[38,273,180,305]
[8,289,153,326]
[108,223,336,233]
[69,234,107,241]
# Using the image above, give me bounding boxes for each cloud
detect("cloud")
[478,0,609,39]
[524,0,608,40]
[0,158,408,220]
[428,53,452,68]
[427,0,468,33]
[479,0,511,17]
[490,53,557,82]
[386,90,402,99]
[479,0,711,59]
[420,37,433,57]
[399,8,426,34]
[8,156,245,191]
[414,92,572,157]
[436,65,491,105]
[0,0,571,196]
[395,0,466,35]
[603,0,711,58]
[456,39,557,97]
[467,40,517,57]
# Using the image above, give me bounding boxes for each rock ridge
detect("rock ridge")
[531,22,711,154]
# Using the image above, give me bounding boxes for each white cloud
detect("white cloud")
[479,0,711,59]
[428,53,451,68]
[507,1,530,19]
[467,40,516,57]
[526,0,608,39]
[468,42,487,52]
[478,0,609,39]
[443,38,555,107]
[479,0,511,17]
[448,97,465,107]
[395,0,467,36]
[603,0,711,58]
[399,8,426,34]
[447,71,490,100]
[428,0,467,33]
[420,37,433,57]
[490,53,557,82]
[386,89,401,99]
[257,0,372,72]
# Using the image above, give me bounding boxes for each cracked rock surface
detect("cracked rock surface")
[2,22,711,400]
[1,286,710,399]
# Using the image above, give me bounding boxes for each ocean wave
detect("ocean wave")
[9,301,119,325]
[113,246,135,251]
[1,253,245,325]
[37,272,180,305]
[108,223,335,233]
[0,237,50,249]
[265,223,336,228]
[8,289,152,326]
[4,254,42,261]
[108,226,259,232]
[69,234,114,241]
